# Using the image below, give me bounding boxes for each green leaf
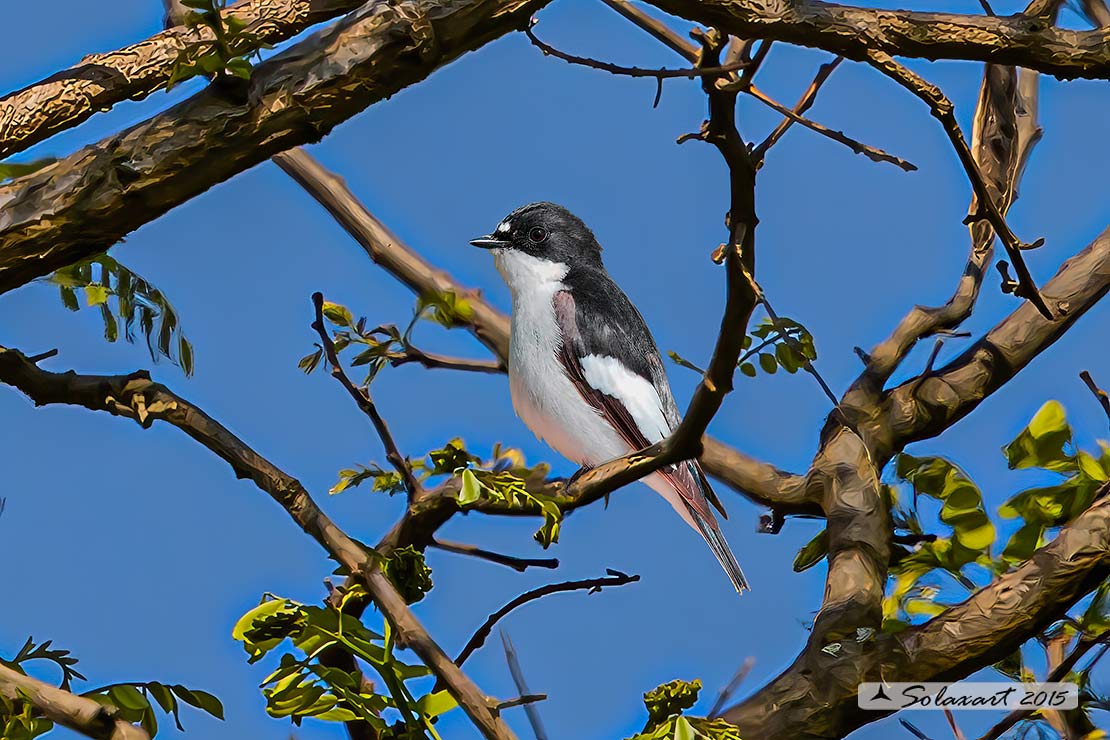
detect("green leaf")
[107,685,149,712]
[758,353,777,374]
[225,57,253,79]
[322,301,353,327]
[232,598,306,663]
[458,469,481,506]
[1002,522,1044,563]
[1003,401,1074,472]
[84,285,109,306]
[793,528,828,572]
[739,362,756,378]
[415,690,457,718]
[667,351,705,375]
[674,716,696,740]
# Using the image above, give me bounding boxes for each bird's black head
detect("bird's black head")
[469,202,602,266]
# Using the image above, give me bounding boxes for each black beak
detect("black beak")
[469,235,507,249]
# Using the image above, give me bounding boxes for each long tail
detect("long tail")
[686,501,751,594]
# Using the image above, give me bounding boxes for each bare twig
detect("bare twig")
[753,56,843,161]
[746,84,915,171]
[858,60,1044,389]
[455,570,640,667]
[865,50,1051,319]
[430,539,559,571]
[1080,370,1110,430]
[708,656,755,718]
[311,292,421,498]
[501,632,550,740]
[901,718,936,740]
[525,19,747,85]
[0,663,148,740]
[390,346,503,374]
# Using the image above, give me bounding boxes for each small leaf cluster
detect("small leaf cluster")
[331,438,561,549]
[47,254,194,375]
[0,637,221,739]
[625,679,744,740]
[447,441,561,548]
[300,291,475,385]
[997,400,1109,562]
[738,317,816,378]
[168,0,267,87]
[667,315,816,380]
[232,593,457,736]
[382,546,434,605]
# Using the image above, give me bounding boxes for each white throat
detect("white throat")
[492,249,569,299]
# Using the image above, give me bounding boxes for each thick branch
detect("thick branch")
[0,348,517,740]
[645,0,1110,80]
[0,0,367,160]
[0,0,549,295]
[883,227,1110,455]
[0,663,147,740]
[723,486,1110,739]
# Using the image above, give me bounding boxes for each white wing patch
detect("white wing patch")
[580,355,671,443]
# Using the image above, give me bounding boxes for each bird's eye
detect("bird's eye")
[528,227,548,243]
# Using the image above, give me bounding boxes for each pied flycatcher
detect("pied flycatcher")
[470,202,749,593]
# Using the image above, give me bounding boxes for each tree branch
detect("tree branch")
[884,226,1110,455]
[0,0,370,160]
[746,83,915,171]
[1080,370,1110,431]
[644,0,1110,80]
[310,291,421,498]
[864,50,1051,319]
[0,0,550,295]
[0,663,148,740]
[0,347,518,740]
[752,56,843,163]
[857,63,1042,391]
[429,539,559,572]
[722,484,1110,738]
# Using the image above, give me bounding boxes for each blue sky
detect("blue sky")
[2,1,1110,739]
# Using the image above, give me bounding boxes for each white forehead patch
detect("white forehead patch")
[496,220,511,234]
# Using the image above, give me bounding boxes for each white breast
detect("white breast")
[493,249,630,466]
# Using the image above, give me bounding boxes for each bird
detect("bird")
[470,201,749,593]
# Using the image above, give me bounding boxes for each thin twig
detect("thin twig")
[455,570,639,667]
[501,632,550,740]
[761,297,838,407]
[430,539,559,572]
[901,718,936,740]
[754,57,843,161]
[708,656,755,718]
[1081,370,1110,430]
[26,348,59,364]
[389,346,503,374]
[746,84,915,171]
[525,20,747,82]
[865,50,1052,319]
[494,694,548,711]
[311,292,422,498]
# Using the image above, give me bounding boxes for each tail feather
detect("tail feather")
[688,504,751,594]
